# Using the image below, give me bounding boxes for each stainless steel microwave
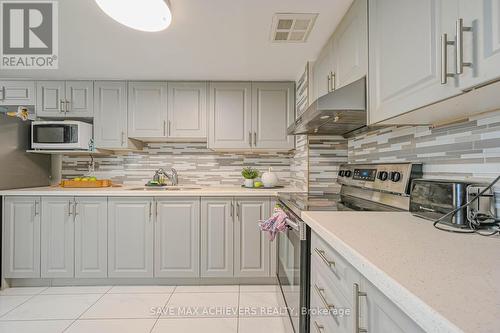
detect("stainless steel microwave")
[31,121,93,150]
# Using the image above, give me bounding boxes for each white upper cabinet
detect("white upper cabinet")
[334,0,368,89]
[94,81,129,149]
[208,82,252,149]
[252,82,295,150]
[167,82,207,139]
[313,38,336,101]
[127,82,168,138]
[36,81,93,118]
[456,0,500,90]
[0,81,35,106]
[368,0,461,124]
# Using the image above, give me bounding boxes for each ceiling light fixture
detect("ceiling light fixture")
[95,0,172,32]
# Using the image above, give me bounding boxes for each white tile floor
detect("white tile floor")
[0,285,293,333]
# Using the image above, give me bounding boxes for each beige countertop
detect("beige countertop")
[301,211,500,333]
[0,185,299,197]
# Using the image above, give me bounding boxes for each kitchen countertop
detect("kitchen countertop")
[301,211,500,333]
[0,185,300,197]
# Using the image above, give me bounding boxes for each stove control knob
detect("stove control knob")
[390,171,402,182]
[344,170,352,177]
[377,171,388,181]
[338,170,345,177]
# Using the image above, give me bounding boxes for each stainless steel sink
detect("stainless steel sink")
[129,186,202,191]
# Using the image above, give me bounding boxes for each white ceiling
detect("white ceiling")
[0,0,353,81]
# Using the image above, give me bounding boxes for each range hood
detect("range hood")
[288,77,367,137]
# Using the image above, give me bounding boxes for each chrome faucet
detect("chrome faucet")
[153,168,178,186]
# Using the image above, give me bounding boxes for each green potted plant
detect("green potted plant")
[241,167,259,188]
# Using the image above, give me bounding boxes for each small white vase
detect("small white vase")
[261,167,278,188]
[244,179,254,188]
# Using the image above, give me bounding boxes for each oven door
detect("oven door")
[31,123,80,149]
[277,206,310,333]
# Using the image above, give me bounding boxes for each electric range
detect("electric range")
[276,162,423,333]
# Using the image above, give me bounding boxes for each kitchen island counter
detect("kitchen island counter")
[302,211,500,333]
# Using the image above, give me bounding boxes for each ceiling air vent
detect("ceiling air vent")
[270,13,318,43]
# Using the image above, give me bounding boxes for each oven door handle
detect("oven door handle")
[285,218,299,231]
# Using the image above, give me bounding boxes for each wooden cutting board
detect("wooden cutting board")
[60,179,112,188]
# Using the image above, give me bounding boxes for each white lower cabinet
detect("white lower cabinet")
[41,197,75,278]
[200,198,234,277]
[3,197,41,278]
[74,197,108,278]
[234,197,271,277]
[108,197,154,278]
[155,198,200,277]
[361,279,425,333]
[311,231,425,333]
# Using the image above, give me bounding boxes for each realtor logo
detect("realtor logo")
[1,1,58,69]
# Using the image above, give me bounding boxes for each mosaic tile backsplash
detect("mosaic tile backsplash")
[62,143,293,187]
[349,110,500,180]
[309,136,348,194]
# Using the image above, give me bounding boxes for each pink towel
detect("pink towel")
[259,206,289,241]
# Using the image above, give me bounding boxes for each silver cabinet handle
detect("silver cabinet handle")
[155,201,159,219]
[236,202,240,221]
[249,132,252,147]
[354,283,367,333]
[168,120,172,136]
[73,202,78,216]
[34,200,39,216]
[313,284,335,310]
[441,33,456,84]
[253,132,257,146]
[65,100,70,113]
[163,121,167,136]
[327,75,331,93]
[230,201,234,218]
[313,321,324,333]
[330,72,336,91]
[121,131,125,146]
[456,18,472,74]
[68,201,72,216]
[60,99,65,113]
[314,248,335,267]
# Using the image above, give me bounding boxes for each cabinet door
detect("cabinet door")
[208,82,252,149]
[36,81,66,117]
[313,42,335,101]
[155,198,200,277]
[0,81,35,106]
[234,198,270,277]
[457,0,500,89]
[41,197,74,278]
[368,0,460,124]
[3,197,41,278]
[252,82,295,150]
[167,82,207,139]
[65,81,94,117]
[108,197,154,278]
[128,82,168,138]
[334,0,368,89]
[201,198,234,277]
[94,81,128,149]
[363,279,425,333]
[74,197,107,278]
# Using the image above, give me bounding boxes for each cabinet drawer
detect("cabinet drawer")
[310,266,353,333]
[311,232,360,302]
